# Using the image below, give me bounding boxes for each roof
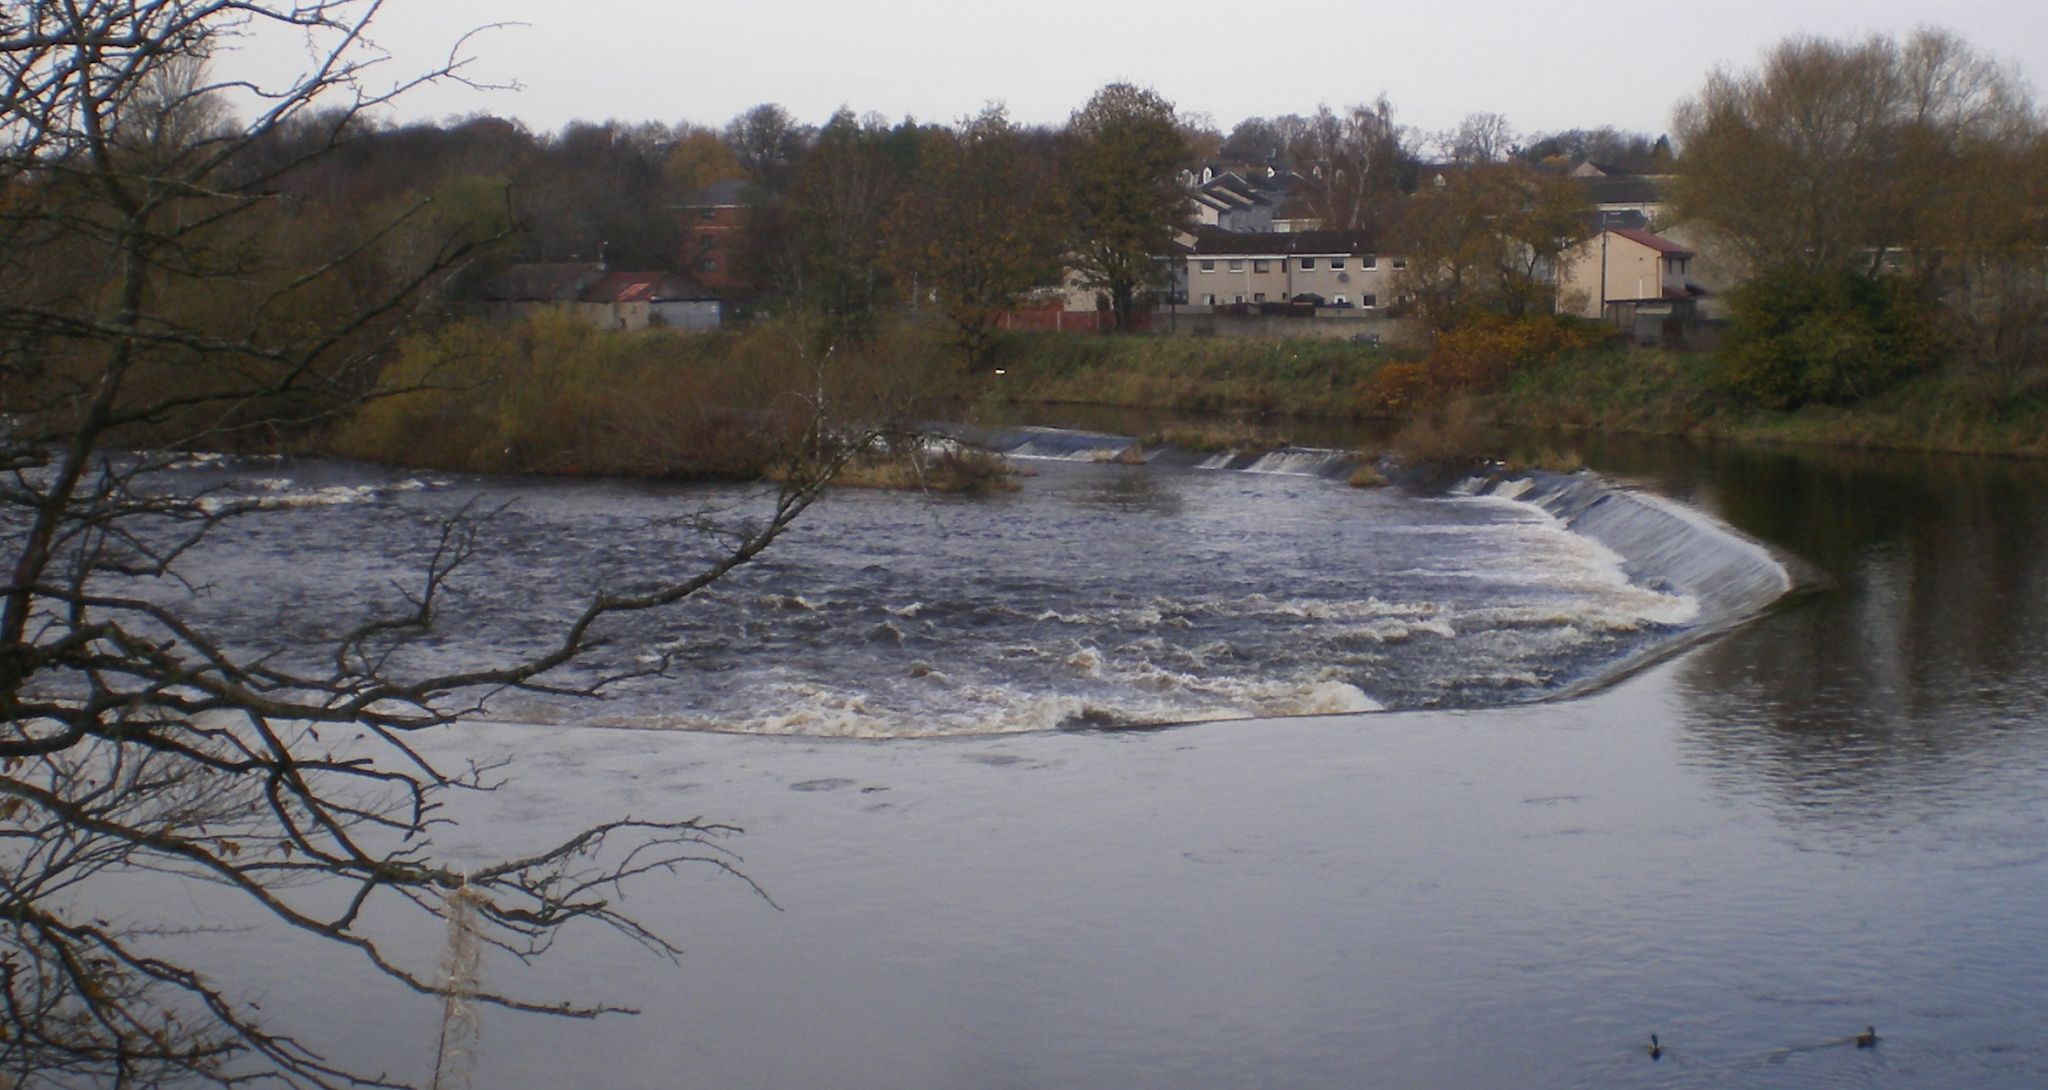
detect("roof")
[474,262,606,302]
[1609,227,1692,256]
[676,178,749,207]
[581,271,719,303]
[1584,175,1663,206]
[1585,209,1651,233]
[475,263,719,304]
[1190,229,1393,257]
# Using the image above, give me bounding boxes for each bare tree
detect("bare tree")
[1442,111,1517,165]
[1,4,862,1086]
[1296,98,1409,230]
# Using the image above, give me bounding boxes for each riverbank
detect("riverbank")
[323,314,2048,477]
[980,328,2048,460]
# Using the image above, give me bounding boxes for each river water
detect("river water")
[108,432,2048,1087]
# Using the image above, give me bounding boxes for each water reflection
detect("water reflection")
[1065,463,1187,516]
[1564,439,2048,827]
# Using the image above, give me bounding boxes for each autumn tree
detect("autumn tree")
[1674,28,2038,278]
[1063,83,1192,332]
[1395,163,1590,328]
[665,123,742,193]
[1673,27,2046,403]
[887,106,1066,368]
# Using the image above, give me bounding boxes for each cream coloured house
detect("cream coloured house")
[1185,230,1407,309]
[1556,227,1697,317]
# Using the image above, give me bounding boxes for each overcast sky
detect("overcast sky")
[238,0,2048,143]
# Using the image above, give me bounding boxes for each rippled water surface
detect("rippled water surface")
[113,438,2048,1089]
[150,450,1713,735]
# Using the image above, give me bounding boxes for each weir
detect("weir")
[150,434,1804,735]
[1444,468,1797,631]
[971,426,1359,479]
[969,424,1795,634]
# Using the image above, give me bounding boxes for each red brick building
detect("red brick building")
[673,178,750,294]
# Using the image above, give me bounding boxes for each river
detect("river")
[110,431,2048,1088]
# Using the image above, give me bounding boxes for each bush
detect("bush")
[1717,268,1939,410]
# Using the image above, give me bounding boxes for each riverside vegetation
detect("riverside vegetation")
[329,304,2048,487]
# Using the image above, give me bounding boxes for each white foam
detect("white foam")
[1241,447,1353,476]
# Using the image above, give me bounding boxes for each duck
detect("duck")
[1647,1033,1663,1060]
[1855,1026,1879,1049]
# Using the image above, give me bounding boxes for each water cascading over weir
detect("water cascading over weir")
[964,426,1801,694]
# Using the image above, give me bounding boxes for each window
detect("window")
[1199,259,1215,272]
[1665,256,1688,275]
[1362,256,1377,270]
[1333,295,1348,306]
[1253,260,1271,273]
[1233,294,1246,304]
[1330,258,1346,270]
[1253,292,1267,302]
[1361,293,1378,308]
[1227,259,1244,272]
[1392,259,1407,270]
[1202,294,1217,305]
[1299,258,1315,270]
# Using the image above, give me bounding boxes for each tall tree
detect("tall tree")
[723,102,812,197]
[1672,28,2038,278]
[1296,98,1411,230]
[752,109,920,346]
[1063,83,1191,332]
[1673,27,2046,403]
[1219,116,1284,163]
[888,106,1066,368]
[513,119,679,267]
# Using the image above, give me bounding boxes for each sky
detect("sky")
[233,0,2048,143]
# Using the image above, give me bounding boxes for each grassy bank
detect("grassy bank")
[1495,342,2048,457]
[980,332,1408,419]
[983,323,2048,460]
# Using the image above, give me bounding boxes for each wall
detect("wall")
[1155,306,1425,346]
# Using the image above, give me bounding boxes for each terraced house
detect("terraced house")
[1186,230,1408,310]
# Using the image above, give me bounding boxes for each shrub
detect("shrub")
[1717,267,1940,410]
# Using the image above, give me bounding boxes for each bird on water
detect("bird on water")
[1647,1034,1663,1060]
[1856,1026,1879,1048]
